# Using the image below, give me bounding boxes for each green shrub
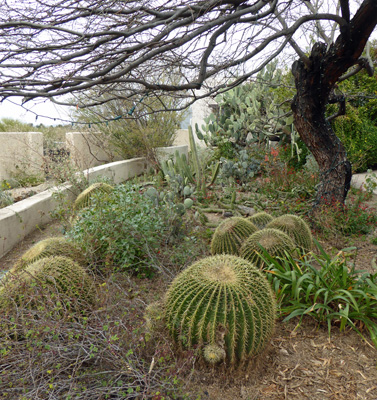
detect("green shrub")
[11,236,87,272]
[211,217,258,256]
[240,228,296,269]
[331,105,377,172]
[164,255,277,364]
[248,212,274,229]
[266,241,377,347]
[266,214,313,252]
[67,182,177,276]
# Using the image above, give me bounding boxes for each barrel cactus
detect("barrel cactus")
[11,237,87,273]
[74,182,113,211]
[240,228,296,269]
[211,217,258,256]
[266,214,313,252]
[164,255,277,364]
[1,256,96,311]
[248,212,274,229]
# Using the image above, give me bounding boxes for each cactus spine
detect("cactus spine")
[211,217,258,256]
[266,214,313,251]
[164,255,277,364]
[248,212,274,229]
[240,228,296,269]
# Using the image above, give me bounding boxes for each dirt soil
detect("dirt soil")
[1,196,377,400]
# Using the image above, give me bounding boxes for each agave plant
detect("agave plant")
[240,228,296,269]
[211,217,258,256]
[266,214,313,251]
[164,255,277,364]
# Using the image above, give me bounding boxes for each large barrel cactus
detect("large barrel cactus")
[211,217,258,256]
[266,214,313,252]
[1,256,96,311]
[240,228,296,269]
[164,255,277,364]
[74,182,113,211]
[11,237,87,273]
[247,212,274,229]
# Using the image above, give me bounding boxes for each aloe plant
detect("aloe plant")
[211,217,258,256]
[164,255,277,364]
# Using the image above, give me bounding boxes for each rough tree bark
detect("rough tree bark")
[291,0,377,207]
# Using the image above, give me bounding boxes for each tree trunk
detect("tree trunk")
[291,43,352,207]
[290,0,377,208]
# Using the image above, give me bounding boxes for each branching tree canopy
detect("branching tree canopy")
[0,0,376,207]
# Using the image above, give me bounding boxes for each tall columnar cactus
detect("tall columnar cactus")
[164,255,277,364]
[1,256,96,310]
[74,182,113,211]
[11,237,87,273]
[248,212,274,229]
[266,214,313,252]
[211,217,258,256]
[240,228,296,269]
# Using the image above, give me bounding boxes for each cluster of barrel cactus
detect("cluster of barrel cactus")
[210,213,312,264]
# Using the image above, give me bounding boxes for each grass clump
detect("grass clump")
[266,241,377,347]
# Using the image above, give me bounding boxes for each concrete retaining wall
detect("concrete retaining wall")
[66,131,122,170]
[0,132,44,181]
[0,146,187,260]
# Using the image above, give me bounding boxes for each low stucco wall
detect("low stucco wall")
[0,132,44,181]
[0,146,187,260]
[66,131,122,170]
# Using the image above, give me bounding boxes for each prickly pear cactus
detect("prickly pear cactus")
[266,214,313,251]
[11,237,87,273]
[211,217,258,256]
[164,255,277,364]
[74,182,113,211]
[248,212,274,229]
[240,228,296,269]
[0,256,96,311]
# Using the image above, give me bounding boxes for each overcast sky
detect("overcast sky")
[0,98,72,126]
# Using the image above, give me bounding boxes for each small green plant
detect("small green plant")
[363,169,377,198]
[240,228,296,269]
[0,189,14,208]
[164,254,277,364]
[265,241,377,347]
[67,182,180,276]
[266,214,313,251]
[211,217,258,256]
